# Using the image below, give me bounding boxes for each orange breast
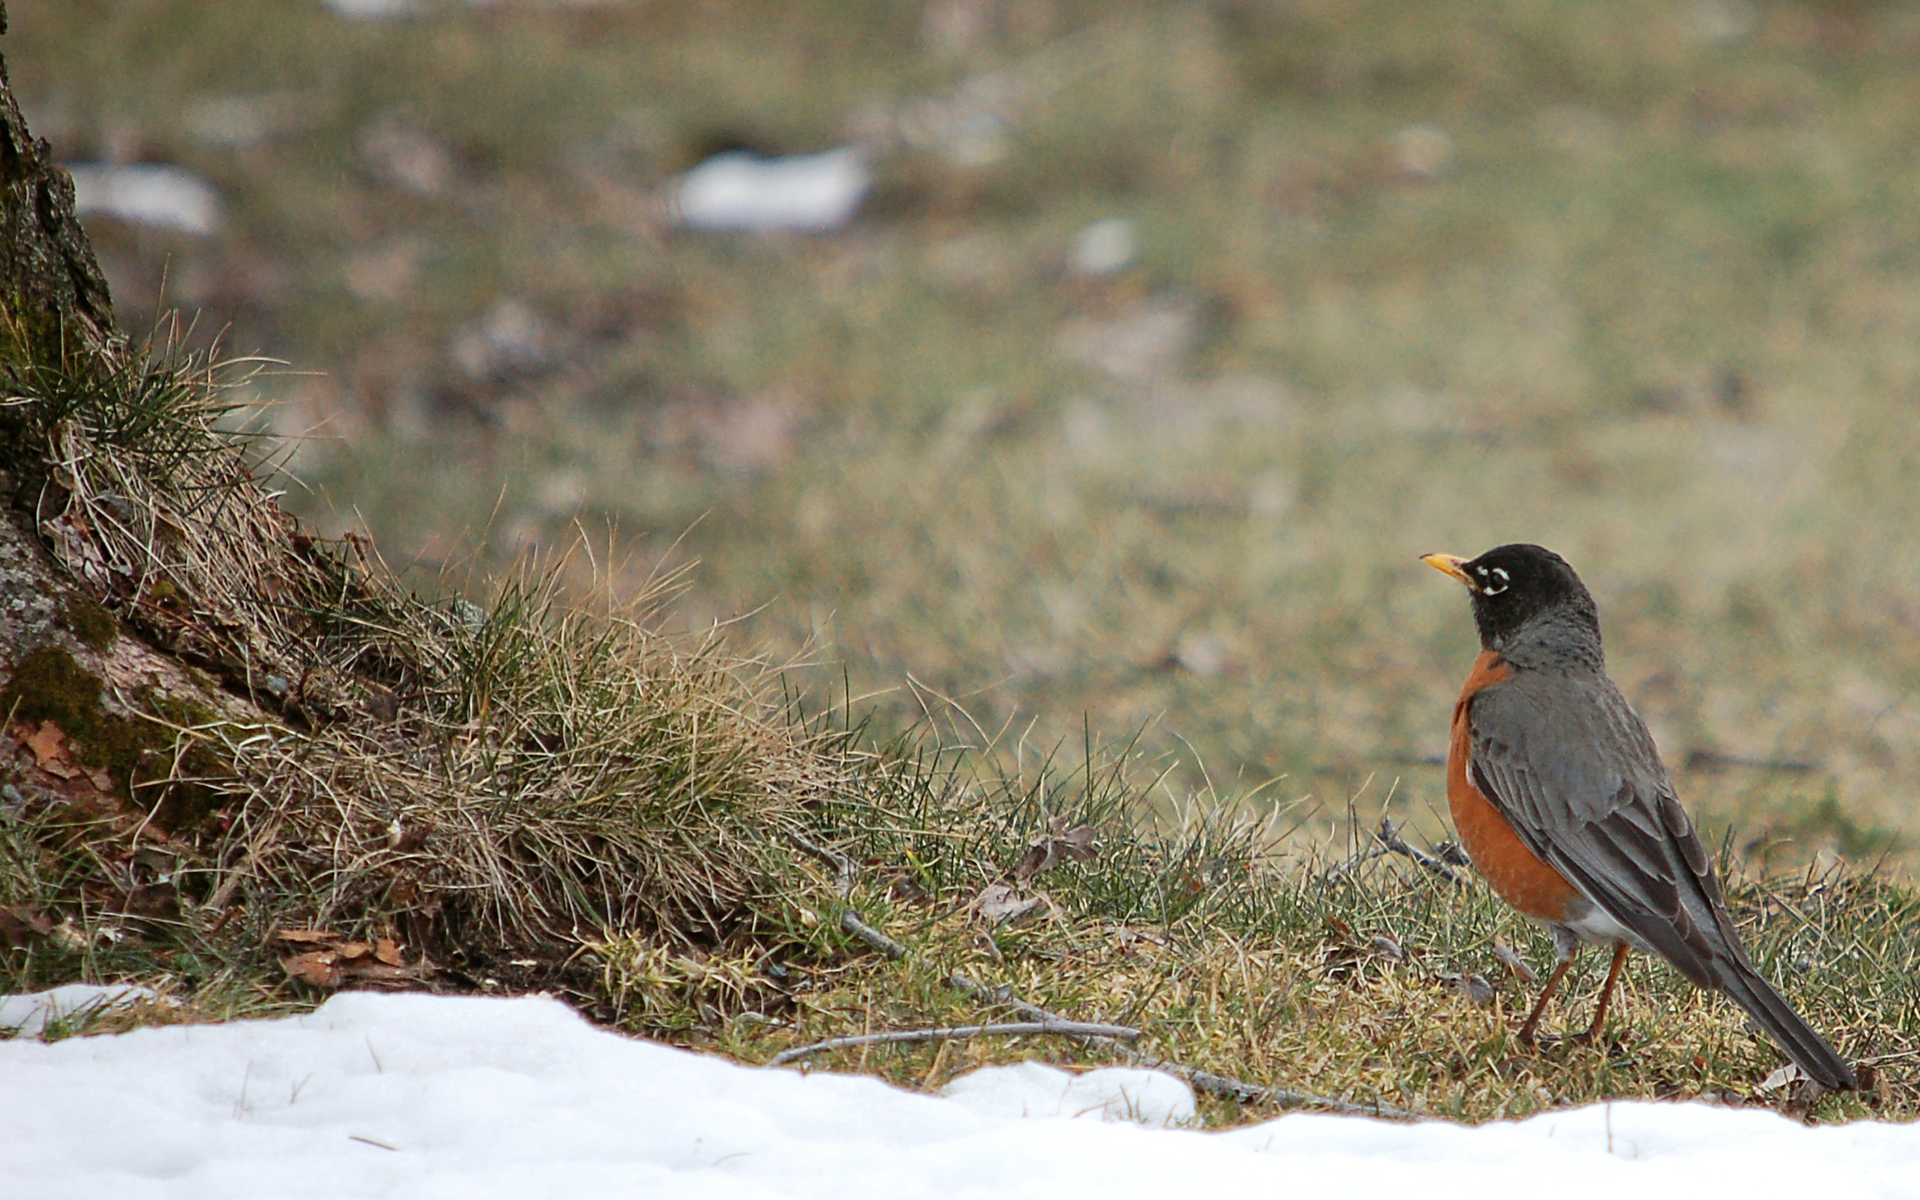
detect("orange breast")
[1447,650,1582,924]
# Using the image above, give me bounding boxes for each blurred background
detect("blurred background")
[15,0,1920,864]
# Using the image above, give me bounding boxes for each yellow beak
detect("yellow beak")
[1420,552,1474,586]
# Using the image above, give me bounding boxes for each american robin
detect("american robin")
[1423,543,1854,1090]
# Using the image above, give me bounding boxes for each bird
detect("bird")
[1422,543,1854,1091]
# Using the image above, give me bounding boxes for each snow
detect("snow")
[4,987,1918,1199]
[1069,217,1137,277]
[671,147,872,234]
[939,1060,1195,1126]
[66,163,223,236]
[0,983,159,1037]
[321,0,420,19]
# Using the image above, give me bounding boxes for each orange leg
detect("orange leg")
[1577,943,1630,1044]
[1515,957,1574,1046]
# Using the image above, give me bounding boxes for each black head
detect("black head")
[1421,543,1601,654]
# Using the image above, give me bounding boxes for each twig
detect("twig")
[789,831,857,897]
[1491,938,1538,984]
[840,909,905,960]
[1374,816,1463,885]
[786,832,902,957]
[766,1020,1141,1068]
[948,972,1416,1120]
[1322,844,1391,883]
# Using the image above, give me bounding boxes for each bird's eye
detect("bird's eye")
[1481,566,1509,596]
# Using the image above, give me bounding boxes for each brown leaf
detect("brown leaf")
[283,950,341,988]
[0,905,54,949]
[275,928,342,945]
[28,721,77,777]
[1010,816,1099,883]
[373,937,404,966]
[340,961,415,985]
[122,882,179,920]
[27,722,67,766]
[973,883,1046,926]
[335,941,373,962]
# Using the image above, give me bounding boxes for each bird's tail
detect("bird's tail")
[1716,958,1855,1091]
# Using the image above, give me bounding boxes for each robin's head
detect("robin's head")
[1421,543,1601,654]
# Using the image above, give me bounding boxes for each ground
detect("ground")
[3,0,1918,1132]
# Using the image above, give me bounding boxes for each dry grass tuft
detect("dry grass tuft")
[2,329,848,998]
[197,561,842,966]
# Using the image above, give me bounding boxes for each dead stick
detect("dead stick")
[948,971,1415,1120]
[789,831,857,897]
[840,909,905,959]
[1323,844,1390,884]
[767,1020,1142,1068]
[1375,816,1462,885]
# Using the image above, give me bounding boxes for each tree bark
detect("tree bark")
[0,2,240,886]
[0,1,120,370]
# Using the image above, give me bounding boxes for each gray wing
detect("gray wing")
[1466,671,1857,1090]
[1464,671,1732,987]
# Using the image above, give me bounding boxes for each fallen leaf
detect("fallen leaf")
[335,941,373,962]
[1444,972,1494,1007]
[1754,1064,1806,1094]
[121,882,179,919]
[973,883,1045,926]
[344,962,415,985]
[0,905,54,948]
[275,928,342,944]
[283,950,341,987]
[1009,816,1098,883]
[25,722,67,767]
[374,937,404,966]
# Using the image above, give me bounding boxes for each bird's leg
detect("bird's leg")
[1574,943,1630,1045]
[1515,958,1572,1046]
[1516,927,1582,1047]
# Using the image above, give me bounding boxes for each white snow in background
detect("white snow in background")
[1069,217,1137,277]
[321,0,420,19]
[3,989,1918,1200]
[672,147,872,234]
[66,163,223,236]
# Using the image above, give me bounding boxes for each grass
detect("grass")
[598,713,1920,1125]
[0,331,853,1026]
[5,0,1920,1128]
[18,0,1914,855]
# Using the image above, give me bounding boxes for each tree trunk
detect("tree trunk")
[0,2,251,918]
[0,1,119,370]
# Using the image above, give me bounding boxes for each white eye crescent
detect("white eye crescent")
[1480,566,1509,596]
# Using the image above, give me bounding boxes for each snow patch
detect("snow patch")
[0,983,161,1037]
[672,147,871,234]
[941,1060,1197,1126]
[67,163,223,236]
[2,990,1917,1199]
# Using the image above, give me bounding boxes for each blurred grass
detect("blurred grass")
[12,0,1920,865]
